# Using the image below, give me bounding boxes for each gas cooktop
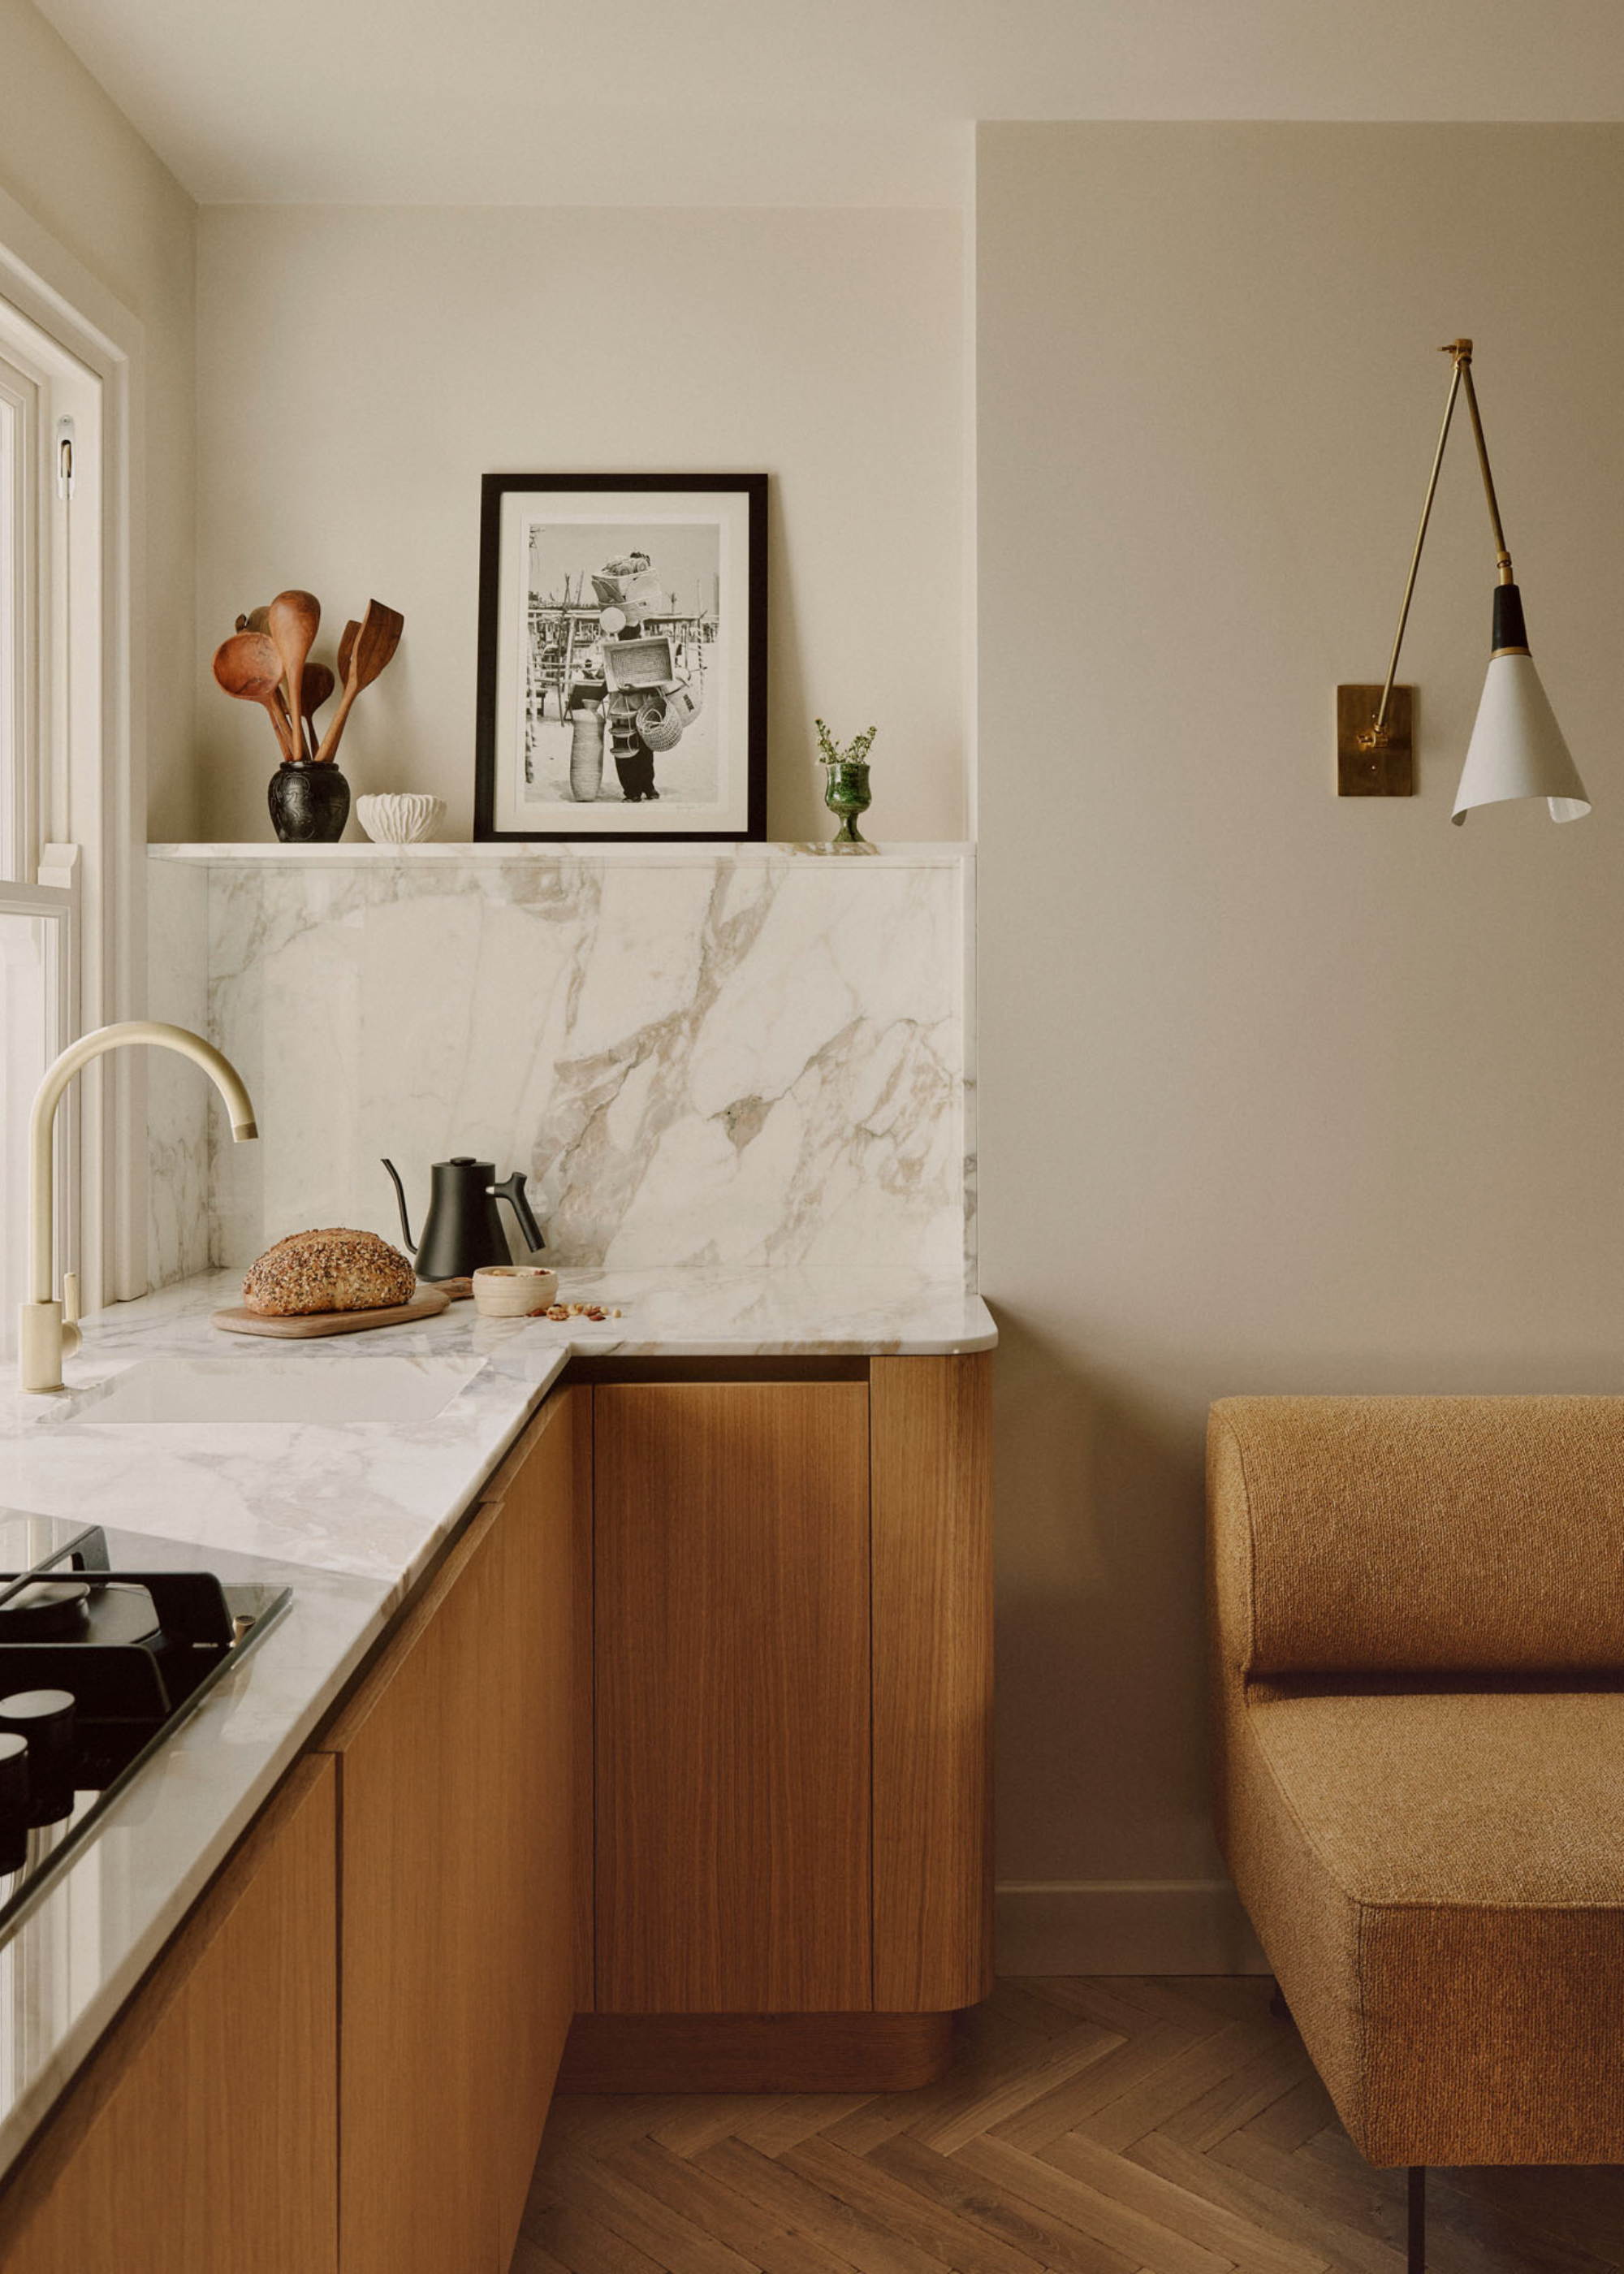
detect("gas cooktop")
[0,1516,290,1935]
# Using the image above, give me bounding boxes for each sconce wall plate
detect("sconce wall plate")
[1337,684,1413,796]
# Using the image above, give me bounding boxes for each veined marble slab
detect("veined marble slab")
[145,858,210,1289]
[148,845,974,1289]
[149,841,974,866]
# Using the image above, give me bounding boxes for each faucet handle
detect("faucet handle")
[60,1274,81,1359]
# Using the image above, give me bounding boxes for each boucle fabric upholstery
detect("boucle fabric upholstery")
[1212,1394,1624,1675]
[1208,1396,1624,2166]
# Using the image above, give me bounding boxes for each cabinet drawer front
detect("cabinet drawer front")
[594,1381,871,2013]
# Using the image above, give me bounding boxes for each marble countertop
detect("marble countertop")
[0,1263,994,2180]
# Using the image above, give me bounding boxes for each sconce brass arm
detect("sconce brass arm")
[1362,338,1513,750]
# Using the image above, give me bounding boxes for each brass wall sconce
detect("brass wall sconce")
[1338,339,1590,822]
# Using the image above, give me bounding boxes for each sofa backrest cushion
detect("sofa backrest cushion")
[1208,1394,1624,1675]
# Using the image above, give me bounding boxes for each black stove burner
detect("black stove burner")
[0,1580,91,1641]
[0,1563,239,1791]
[0,1524,292,1939]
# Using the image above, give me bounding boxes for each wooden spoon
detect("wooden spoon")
[267,590,321,768]
[313,599,404,763]
[214,631,295,761]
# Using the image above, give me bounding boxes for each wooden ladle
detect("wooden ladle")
[267,590,321,766]
[213,631,295,761]
[313,599,404,763]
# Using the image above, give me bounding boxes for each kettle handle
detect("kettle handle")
[380,1159,417,1253]
[490,1170,546,1256]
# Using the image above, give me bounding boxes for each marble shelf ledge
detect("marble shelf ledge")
[149,841,974,867]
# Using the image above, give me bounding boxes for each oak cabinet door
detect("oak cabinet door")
[484,1388,580,2259]
[870,1352,994,2012]
[325,1386,581,2274]
[0,1757,339,2274]
[594,1381,872,2013]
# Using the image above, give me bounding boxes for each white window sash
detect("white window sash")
[0,184,141,1312]
[0,872,75,1349]
[0,352,40,888]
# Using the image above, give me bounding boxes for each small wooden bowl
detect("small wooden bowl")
[471,1264,559,1319]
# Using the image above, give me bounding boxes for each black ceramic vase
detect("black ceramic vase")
[268,759,350,843]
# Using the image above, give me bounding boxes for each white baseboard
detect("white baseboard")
[995,1879,1271,1976]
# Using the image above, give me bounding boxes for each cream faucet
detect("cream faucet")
[19,1022,258,1394]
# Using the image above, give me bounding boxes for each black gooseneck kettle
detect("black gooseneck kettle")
[382,1156,546,1282]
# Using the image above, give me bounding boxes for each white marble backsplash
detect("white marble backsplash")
[147,845,974,1285]
[145,860,211,1288]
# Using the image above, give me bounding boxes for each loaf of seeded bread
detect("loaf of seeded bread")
[242,1228,417,1317]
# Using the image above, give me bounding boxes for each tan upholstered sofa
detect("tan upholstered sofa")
[1207,1395,1624,2259]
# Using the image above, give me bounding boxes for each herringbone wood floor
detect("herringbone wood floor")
[512,1978,1624,2274]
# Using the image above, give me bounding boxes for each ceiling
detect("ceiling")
[34,0,1624,207]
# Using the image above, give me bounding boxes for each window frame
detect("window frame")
[0,181,145,1316]
[0,874,76,1348]
[0,349,41,888]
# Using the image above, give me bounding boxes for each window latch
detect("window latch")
[55,417,74,499]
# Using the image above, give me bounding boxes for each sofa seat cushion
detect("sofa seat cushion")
[1227,1688,1624,2165]
[1252,1688,1624,1904]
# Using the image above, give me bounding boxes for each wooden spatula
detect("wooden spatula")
[313,599,404,763]
[300,662,335,758]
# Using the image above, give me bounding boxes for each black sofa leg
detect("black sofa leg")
[1407,2166,1425,2272]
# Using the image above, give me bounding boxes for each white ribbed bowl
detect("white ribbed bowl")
[356,793,447,845]
[472,1265,559,1318]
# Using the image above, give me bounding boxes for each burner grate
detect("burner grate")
[0,1527,292,1943]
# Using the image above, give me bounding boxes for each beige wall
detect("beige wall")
[194,205,965,844]
[978,123,1624,1966]
[0,0,197,841]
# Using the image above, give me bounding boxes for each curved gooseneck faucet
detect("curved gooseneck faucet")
[20,1021,258,1394]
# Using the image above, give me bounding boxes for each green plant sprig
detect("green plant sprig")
[814,718,878,769]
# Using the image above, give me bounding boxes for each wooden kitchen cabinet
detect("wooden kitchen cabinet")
[594,1380,873,2013]
[870,1352,995,2013]
[0,1755,339,2274]
[572,1355,992,2089]
[321,1384,582,2274]
[0,1341,987,2258]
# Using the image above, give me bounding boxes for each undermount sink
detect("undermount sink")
[66,1354,483,1428]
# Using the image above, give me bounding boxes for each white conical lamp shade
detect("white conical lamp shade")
[1452,649,1590,824]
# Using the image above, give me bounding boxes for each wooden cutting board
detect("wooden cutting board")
[209,1287,452,1338]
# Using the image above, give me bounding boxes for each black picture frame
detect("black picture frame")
[474,472,767,843]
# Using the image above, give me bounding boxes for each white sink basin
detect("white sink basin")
[68,1355,482,1428]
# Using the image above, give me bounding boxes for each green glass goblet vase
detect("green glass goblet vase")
[821,758,872,848]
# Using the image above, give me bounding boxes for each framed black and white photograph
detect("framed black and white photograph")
[474,472,767,841]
